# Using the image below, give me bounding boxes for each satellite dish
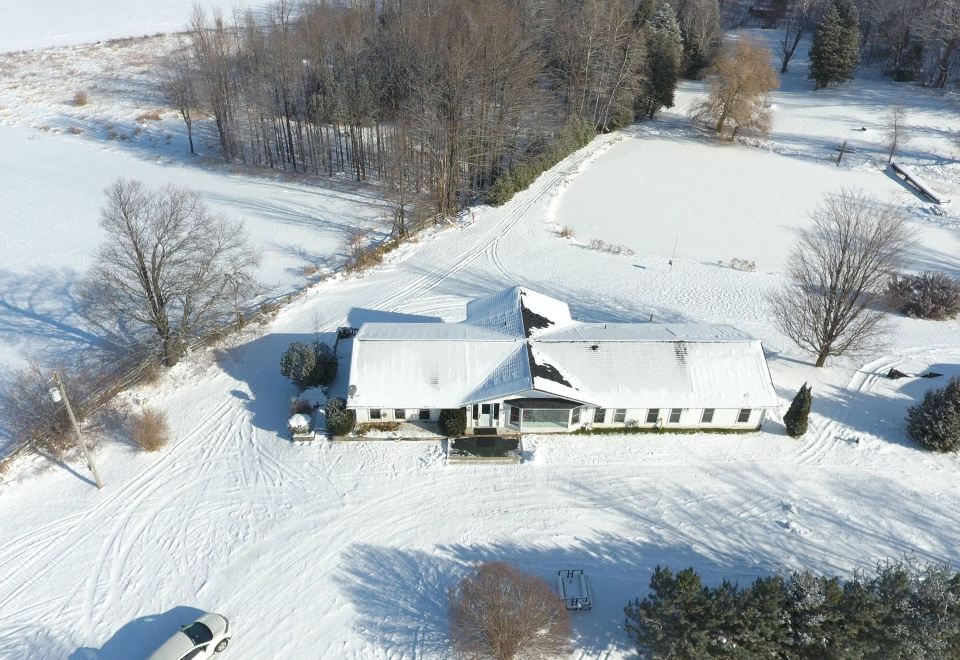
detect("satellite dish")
[348,384,357,397]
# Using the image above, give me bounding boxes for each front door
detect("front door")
[478,403,492,427]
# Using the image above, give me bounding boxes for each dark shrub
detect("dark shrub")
[326,397,355,436]
[783,383,812,437]
[439,408,466,436]
[888,272,960,320]
[280,340,338,390]
[906,376,960,452]
[280,341,316,390]
[312,340,338,386]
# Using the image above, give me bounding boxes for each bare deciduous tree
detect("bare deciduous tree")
[886,105,909,163]
[83,179,260,367]
[449,562,571,660]
[693,38,780,139]
[780,0,823,73]
[769,190,913,367]
[160,38,200,155]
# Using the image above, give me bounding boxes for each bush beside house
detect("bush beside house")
[439,408,467,437]
[326,398,355,436]
[280,340,338,391]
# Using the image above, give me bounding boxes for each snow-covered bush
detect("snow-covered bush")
[280,340,338,391]
[133,408,170,452]
[887,272,960,320]
[906,377,960,452]
[326,398,355,436]
[287,413,312,436]
[450,562,571,660]
[438,408,466,437]
[783,383,812,437]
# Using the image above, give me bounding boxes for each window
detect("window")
[481,403,491,415]
[180,622,213,646]
[669,409,682,423]
[394,409,406,421]
[737,408,752,423]
[419,409,430,421]
[473,404,479,421]
[181,649,206,660]
[594,408,606,424]
[571,407,581,424]
[493,403,500,423]
[701,408,715,424]
[509,406,520,425]
[613,409,627,423]
[370,409,382,420]
[646,409,659,424]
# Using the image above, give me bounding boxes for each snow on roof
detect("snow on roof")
[532,339,779,408]
[538,323,753,343]
[347,287,779,410]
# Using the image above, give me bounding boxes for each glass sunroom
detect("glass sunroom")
[504,397,582,432]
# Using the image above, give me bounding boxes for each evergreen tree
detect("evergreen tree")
[311,340,338,386]
[783,383,812,437]
[637,3,684,117]
[809,0,860,88]
[280,341,317,390]
[906,376,960,452]
[624,566,717,658]
[325,397,355,436]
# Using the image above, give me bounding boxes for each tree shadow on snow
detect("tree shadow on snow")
[69,605,205,660]
[214,308,441,437]
[335,533,797,658]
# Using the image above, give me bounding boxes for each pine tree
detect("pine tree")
[783,383,812,437]
[637,3,684,117]
[280,341,317,391]
[809,0,860,88]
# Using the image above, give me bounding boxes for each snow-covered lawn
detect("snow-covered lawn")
[2,26,960,660]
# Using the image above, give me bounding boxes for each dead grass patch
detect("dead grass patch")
[72,90,89,106]
[132,408,170,452]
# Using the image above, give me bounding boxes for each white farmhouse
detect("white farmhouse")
[345,286,779,434]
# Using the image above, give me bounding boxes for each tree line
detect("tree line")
[626,559,960,658]
[163,0,718,226]
[779,0,960,87]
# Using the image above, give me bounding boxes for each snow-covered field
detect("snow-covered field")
[1,24,960,660]
[0,1,251,53]
[0,37,391,378]
[555,31,960,271]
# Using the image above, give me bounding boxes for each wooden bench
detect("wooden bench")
[891,161,950,205]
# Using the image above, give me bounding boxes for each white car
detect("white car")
[147,612,231,660]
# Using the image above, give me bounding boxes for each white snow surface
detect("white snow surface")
[0,1,250,53]
[1,27,960,660]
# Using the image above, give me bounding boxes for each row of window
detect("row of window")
[369,409,431,421]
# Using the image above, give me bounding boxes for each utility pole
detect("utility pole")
[50,372,103,490]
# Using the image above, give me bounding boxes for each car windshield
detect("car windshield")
[180,622,214,646]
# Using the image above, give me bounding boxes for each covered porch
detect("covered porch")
[503,397,583,433]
